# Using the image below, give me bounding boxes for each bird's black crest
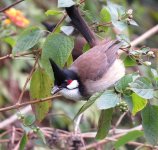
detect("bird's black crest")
[49,58,78,85]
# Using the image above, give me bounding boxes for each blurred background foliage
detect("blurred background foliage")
[0,0,158,149]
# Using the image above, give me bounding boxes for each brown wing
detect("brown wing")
[70,40,121,82]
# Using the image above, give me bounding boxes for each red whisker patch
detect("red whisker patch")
[67,80,73,85]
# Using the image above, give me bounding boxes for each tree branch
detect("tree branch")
[0,50,40,61]
[0,0,25,13]
[16,55,39,104]
[0,106,31,129]
[131,24,158,47]
[52,13,67,33]
[0,95,61,112]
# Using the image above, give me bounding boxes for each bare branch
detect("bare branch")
[0,50,40,61]
[115,112,127,128]
[0,0,25,13]
[79,125,142,138]
[0,95,61,112]
[52,13,67,33]
[0,106,31,129]
[131,24,158,47]
[16,55,39,104]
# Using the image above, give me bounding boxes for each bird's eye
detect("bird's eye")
[67,80,73,85]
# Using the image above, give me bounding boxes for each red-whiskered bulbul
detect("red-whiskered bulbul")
[49,5,125,100]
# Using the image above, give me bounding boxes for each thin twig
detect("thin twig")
[52,13,67,33]
[115,112,127,127]
[80,0,86,4]
[79,125,142,138]
[0,50,40,61]
[0,129,12,137]
[0,0,25,12]
[0,95,61,112]
[11,127,16,145]
[0,139,10,143]
[80,132,157,150]
[0,54,10,60]
[131,24,158,47]
[0,106,31,129]
[80,134,123,150]
[16,55,39,104]
[74,113,83,134]
[127,141,156,149]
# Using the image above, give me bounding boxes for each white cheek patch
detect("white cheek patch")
[67,80,79,89]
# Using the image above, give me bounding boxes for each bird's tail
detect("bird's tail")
[65,5,97,47]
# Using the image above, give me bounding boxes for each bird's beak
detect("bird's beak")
[51,86,62,95]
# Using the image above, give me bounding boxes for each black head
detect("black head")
[49,58,82,92]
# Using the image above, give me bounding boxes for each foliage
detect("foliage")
[0,0,158,149]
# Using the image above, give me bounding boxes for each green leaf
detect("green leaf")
[149,91,158,106]
[13,27,44,53]
[117,34,130,48]
[123,55,137,67]
[21,124,32,134]
[37,129,46,144]
[114,130,144,149]
[131,93,147,115]
[41,33,74,77]
[96,90,120,110]
[100,7,111,23]
[107,1,124,21]
[99,7,111,32]
[115,74,136,93]
[130,47,150,56]
[130,77,154,99]
[112,20,127,31]
[123,95,133,112]
[3,37,16,47]
[66,54,73,67]
[30,68,53,122]
[150,68,158,79]
[19,133,28,150]
[45,10,63,16]
[23,114,36,126]
[58,0,75,8]
[141,105,158,145]
[74,93,102,120]
[83,43,90,53]
[96,108,113,139]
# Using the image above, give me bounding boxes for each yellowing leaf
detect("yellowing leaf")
[132,93,147,115]
[30,68,53,122]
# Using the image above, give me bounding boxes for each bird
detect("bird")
[49,5,125,101]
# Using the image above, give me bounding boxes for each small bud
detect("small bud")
[128,14,133,19]
[126,18,131,25]
[147,51,155,57]
[127,9,133,15]
[143,61,151,66]
[126,18,131,22]
[17,115,24,120]
[33,128,38,133]
[147,51,154,55]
